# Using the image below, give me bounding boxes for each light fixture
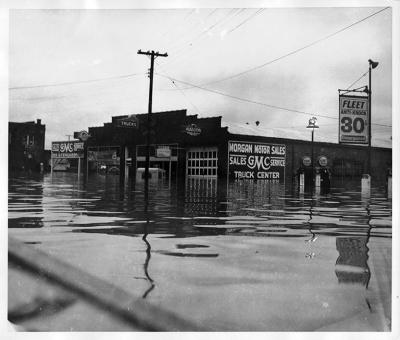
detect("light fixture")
[368,59,379,69]
[307,117,319,129]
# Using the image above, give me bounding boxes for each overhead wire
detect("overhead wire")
[159,9,224,56]
[161,8,241,68]
[166,6,390,90]
[225,8,264,34]
[346,70,369,90]
[9,72,145,90]
[155,60,202,116]
[156,72,336,120]
[156,72,392,128]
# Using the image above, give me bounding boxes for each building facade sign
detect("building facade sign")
[73,130,90,142]
[318,156,328,167]
[184,123,202,136]
[339,95,369,145]
[51,141,84,158]
[115,115,139,128]
[156,146,171,158]
[228,141,286,182]
[302,156,312,167]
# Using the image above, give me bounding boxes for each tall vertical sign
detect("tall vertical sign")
[339,95,369,145]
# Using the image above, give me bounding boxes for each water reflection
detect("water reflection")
[9,175,45,229]
[184,177,219,216]
[141,233,155,299]
[335,236,370,286]
[335,194,372,287]
[8,173,392,330]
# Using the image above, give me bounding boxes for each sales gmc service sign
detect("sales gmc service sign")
[339,95,369,145]
[228,141,286,183]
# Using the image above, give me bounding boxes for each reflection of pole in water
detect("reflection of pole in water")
[142,232,155,299]
[142,185,154,299]
[305,200,317,258]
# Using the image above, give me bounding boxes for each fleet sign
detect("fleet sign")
[52,141,84,158]
[228,141,286,182]
[339,95,369,144]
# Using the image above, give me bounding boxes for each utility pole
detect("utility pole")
[367,59,378,179]
[137,50,168,190]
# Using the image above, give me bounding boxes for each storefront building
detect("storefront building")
[86,109,391,185]
[9,119,46,172]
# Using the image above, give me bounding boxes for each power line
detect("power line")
[346,70,369,90]
[156,72,336,120]
[166,7,390,90]
[160,9,243,69]
[155,61,202,116]
[225,8,264,34]
[9,72,145,90]
[156,72,392,128]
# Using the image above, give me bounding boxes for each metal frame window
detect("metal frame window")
[186,147,218,178]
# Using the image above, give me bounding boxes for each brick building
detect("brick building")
[9,119,46,172]
[86,109,391,185]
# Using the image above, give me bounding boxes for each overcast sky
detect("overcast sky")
[8,5,393,149]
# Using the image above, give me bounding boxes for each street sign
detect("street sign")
[339,95,369,145]
[115,115,139,128]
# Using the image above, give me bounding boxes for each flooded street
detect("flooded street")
[8,173,392,331]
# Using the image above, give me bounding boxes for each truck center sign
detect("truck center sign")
[228,141,286,182]
[339,95,369,145]
[51,141,84,158]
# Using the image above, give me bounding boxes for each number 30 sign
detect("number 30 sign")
[339,95,369,145]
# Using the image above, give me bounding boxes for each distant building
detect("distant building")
[85,109,391,185]
[9,119,46,172]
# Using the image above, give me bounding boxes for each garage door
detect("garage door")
[186,147,218,178]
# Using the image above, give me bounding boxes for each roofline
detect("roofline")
[228,132,392,150]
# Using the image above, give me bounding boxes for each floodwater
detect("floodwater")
[8,172,392,331]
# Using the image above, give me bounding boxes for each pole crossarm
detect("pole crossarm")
[138,50,168,58]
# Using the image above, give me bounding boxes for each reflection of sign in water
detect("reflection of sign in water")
[52,158,71,171]
[339,95,369,145]
[335,237,370,287]
[52,141,84,158]
[228,141,286,182]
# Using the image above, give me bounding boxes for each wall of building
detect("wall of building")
[86,110,391,185]
[9,119,46,172]
[221,133,391,184]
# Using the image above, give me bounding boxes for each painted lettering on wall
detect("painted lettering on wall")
[228,141,286,183]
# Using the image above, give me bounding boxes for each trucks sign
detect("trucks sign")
[339,95,369,144]
[228,141,286,182]
[115,115,139,128]
[52,141,84,158]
